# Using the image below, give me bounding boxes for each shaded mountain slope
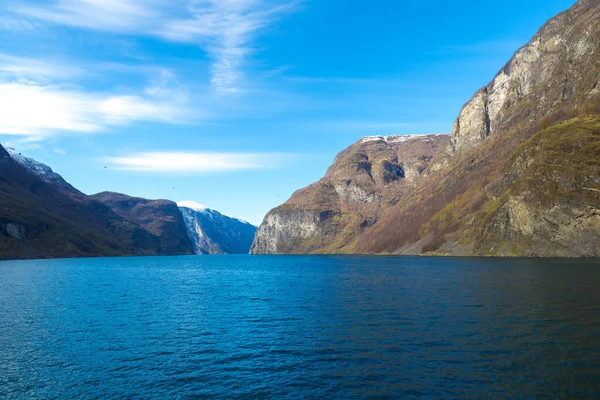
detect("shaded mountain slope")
[0,144,161,259]
[1,146,257,259]
[91,192,195,256]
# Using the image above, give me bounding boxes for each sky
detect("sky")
[0,0,577,225]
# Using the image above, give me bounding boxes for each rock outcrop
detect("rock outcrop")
[252,0,600,257]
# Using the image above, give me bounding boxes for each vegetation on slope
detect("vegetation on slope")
[359,101,600,257]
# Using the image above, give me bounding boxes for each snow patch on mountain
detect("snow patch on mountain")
[177,200,250,224]
[177,200,208,212]
[361,133,448,144]
[7,147,61,182]
[5,146,81,195]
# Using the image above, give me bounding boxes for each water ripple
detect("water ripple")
[0,255,599,398]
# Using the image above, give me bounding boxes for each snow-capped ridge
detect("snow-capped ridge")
[360,133,448,144]
[177,200,252,225]
[7,147,57,179]
[177,200,208,212]
[4,146,81,195]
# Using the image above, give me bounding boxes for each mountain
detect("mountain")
[0,144,163,259]
[0,145,255,259]
[252,0,600,257]
[178,201,257,254]
[251,134,449,254]
[90,192,194,256]
[1,147,257,259]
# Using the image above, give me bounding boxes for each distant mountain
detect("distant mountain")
[252,0,600,257]
[90,192,194,256]
[178,201,257,254]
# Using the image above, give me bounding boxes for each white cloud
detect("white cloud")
[106,151,291,173]
[0,83,100,137]
[0,52,193,139]
[0,82,190,139]
[9,0,302,92]
[99,95,185,123]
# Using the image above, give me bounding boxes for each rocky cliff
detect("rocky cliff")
[430,0,600,171]
[178,201,257,254]
[251,134,449,254]
[252,0,600,257]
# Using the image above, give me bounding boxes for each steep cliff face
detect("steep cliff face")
[178,201,257,254]
[252,0,600,257]
[430,0,600,172]
[91,192,195,256]
[251,134,449,254]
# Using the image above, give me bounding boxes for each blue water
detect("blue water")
[1,256,599,399]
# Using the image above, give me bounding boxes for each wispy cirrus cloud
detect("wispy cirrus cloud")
[106,151,293,173]
[11,0,168,33]
[7,0,303,92]
[0,2,307,141]
[0,53,85,83]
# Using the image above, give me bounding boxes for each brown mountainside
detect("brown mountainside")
[90,192,194,256]
[250,134,449,254]
[251,0,600,257]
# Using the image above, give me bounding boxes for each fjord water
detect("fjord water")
[1,256,599,398]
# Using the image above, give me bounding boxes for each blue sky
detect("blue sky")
[0,0,576,225]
